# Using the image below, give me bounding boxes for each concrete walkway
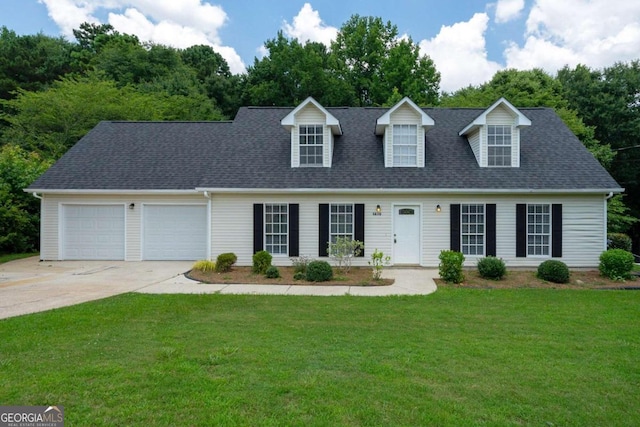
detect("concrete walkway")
[137,268,439,296]
[0,257,438,320]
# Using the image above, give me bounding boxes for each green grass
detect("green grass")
[0,252,38,264]
[1,290,639,426]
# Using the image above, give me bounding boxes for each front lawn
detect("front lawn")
[1,291,639,426]
[0,252,38,264]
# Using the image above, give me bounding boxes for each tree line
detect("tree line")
[0,16,638,254]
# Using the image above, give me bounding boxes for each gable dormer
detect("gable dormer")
[375,97,434,168]
[459,98,531,168]
[281,97,342,168]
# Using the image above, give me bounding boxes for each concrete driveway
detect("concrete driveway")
[0,257,193,320]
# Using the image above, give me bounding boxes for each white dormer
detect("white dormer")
[375,97,435,168]
[281,97,342,168]
[459,98,531,168]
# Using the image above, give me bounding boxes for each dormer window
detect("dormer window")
[299,125,324,166]
[487,125,512,167]
[393,124,418,166]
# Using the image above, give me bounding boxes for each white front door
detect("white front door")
[393,205,421,264]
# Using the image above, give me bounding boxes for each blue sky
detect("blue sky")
[1,0,638,92]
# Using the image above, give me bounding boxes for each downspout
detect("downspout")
[203,191,212,260]
[32,192,43,200]
[604,192,614,251]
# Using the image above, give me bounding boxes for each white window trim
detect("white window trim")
[264,203,288,256]
[461,204,485,257]
[526,204,551,257]
[299,124,324,167]
[487,125,512,167]
[329,203,354,243]
[392,124,418,167]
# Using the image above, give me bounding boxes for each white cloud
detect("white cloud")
[38,0,246,74]
[419,13,502,93]
[282,3,338,46]
[506,0,640,72]
[495,0,525,23]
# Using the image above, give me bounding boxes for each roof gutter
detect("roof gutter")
[195,187,625,195]
[23,189,201,195]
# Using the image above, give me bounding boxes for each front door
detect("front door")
[393,205,421,264]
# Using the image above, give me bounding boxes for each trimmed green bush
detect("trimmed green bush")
[265,265,280,279]
[293,271,305,281]
[215,252,237,273]
[306,260,333,282]
[477,256,506,280]
[438,250,465,284]
[192,259,216,273]
[599,249,634,280]
[607,233,632,252]
[537,260,570,283]
[252,250,272,274]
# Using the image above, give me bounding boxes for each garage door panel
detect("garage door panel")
[62,205,125,260]
[143,205,207,260]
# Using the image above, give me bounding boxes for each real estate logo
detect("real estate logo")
[0,406,64,427]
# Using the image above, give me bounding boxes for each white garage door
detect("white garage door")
[143,205,207,260]
[62,205,125,260]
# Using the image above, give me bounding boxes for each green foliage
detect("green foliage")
[599,249,634,281]
[0,145,52,253]
[608,233,633,252]
[368,249,391,280]
[477,256,506,280]
[265,266,281,279]
[293,271,306,281]
[607,194,638,234]
[438,250,465,284]
[192,259,216,273]
[328,237,364,274]
[537,260,570,284]
[215,253,237,273]
[305,260,333,282]
[252,250,272,274]
[290,255,312,274]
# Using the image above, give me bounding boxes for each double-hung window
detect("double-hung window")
[330,204,353,243]
[461,204,485,255]
[392,124,417,166]
[299,125,323,166]
[527,204,550,256]
[488,125,512,166]
[265,204,288,255]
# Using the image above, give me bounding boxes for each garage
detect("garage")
[142,204,207,260]
[62,204,125,260]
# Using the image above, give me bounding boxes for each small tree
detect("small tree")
[368,249,391,280]
[328,237,364,274]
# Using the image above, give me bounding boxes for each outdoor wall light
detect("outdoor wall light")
[376,204,382,214]
[129,203,135,210]
[436,204,441,212]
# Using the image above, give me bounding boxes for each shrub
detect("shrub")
[215,252,237,273]
[306,260,333,282]
[291,255,312,274]
[265,265,280,279]
[293,271,306,281]
[477,256,506,280]
[192,259,216,273]
[537,260,570,283]
[368,249,391,280]
[607,233,632,252]
[252,250,272,274]
[438,250,465,284]
[599,249,634,280]
[328,237,364,274]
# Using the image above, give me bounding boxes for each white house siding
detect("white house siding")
[209,192,607,268]
[39,194,207,261]
[383,104,426,167]
[468,130,481,164]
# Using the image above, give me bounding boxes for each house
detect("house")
[26,97,622,267]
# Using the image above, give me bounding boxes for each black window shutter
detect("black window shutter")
[319,204,329,257]
[289,204,299,257]
[354,203,365,257]
[516,204,526,257]
[253,204,264,254]
[486,204,497,256]
[450,204,460,251]
[552,204,562,258]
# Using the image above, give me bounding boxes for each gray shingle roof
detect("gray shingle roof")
[28,106,622,192]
